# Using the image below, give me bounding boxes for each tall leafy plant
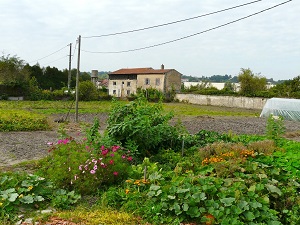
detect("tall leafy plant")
[107,98,180,157]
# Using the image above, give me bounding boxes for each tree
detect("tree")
[79,80,98,101]
[0,54,30,96]
[238,68,267,96]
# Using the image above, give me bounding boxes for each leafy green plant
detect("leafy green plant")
[107,97,181,157]
[51,189,81,209]
[266,114,286,145]
[0,172,80,222]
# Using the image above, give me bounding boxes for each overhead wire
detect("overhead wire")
[42,55,68,66]
[82,0,263,38]
[28,45,69,63]
[81,0,292,54]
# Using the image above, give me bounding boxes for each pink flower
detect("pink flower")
[127,156,133,161]
[86,146,90,150]
[122,155,126,159]
[113,171,118,176]
[93,165,98,170]
[112,145,120,152]
[74,175,78,180]
[101,145,105,151]
[90,170,96,174]
[58,138,70,145]
[102,149,109,156]
[101,163,107,168]
[109,160,114,165]
[47,142,53,146]
[110,153,115,157]
[79,165,83,170]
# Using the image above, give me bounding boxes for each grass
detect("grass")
[0,100,260,117]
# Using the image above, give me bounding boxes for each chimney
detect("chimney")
[161,64,164,70]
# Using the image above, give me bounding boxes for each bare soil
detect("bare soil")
[1,112,300,168]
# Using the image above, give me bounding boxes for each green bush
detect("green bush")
[107,98,181,158]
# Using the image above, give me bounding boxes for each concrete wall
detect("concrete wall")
[176,94,267,110]
[137,74,165,92]
[165,70,182,92]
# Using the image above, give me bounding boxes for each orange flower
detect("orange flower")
[204,214,215,225]
[125,189,130,194]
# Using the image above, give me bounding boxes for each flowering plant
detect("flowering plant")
[72,145,133,194]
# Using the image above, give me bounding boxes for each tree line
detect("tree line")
[182,68,300,99]
[0,54,99,100]
[1,54,300,100]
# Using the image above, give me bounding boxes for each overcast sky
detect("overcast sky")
[1,0,299,81]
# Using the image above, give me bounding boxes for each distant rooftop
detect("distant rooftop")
[109,67,172,75]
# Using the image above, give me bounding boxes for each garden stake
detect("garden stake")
[144,166,147,181]
[181,139,185,157]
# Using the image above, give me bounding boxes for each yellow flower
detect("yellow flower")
[28,186,33,191]
[19,194,24,198]
[125,180,132,183]
[125,189,130,194]
[0,202,3,207]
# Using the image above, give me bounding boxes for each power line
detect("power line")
[28,45,69,63]
[42,55,68,65]
[81,0,292,54]
[82,0,263,39]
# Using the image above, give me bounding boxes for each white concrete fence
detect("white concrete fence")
[175,94,267,110]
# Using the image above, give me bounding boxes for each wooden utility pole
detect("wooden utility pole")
[75,35,81,122]
[68,43,72,90]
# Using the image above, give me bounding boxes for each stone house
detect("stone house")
[108,65,182,97]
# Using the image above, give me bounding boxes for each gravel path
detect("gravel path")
[1,113,300,167]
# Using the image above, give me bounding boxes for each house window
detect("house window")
[113,81,116,86]
[155,78,160,86]
[113,90,116,95]
[145,78,150,85]
[127,90,131,95]
[127,82,131,87]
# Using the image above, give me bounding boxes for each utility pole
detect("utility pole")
[75,35,81,123]
[68,43,72,90]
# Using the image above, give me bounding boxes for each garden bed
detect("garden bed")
[1,112,300,167]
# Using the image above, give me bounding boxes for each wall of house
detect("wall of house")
[175,94,267,109]
[165,70,182,92]
[137,74,165,92]
[108,75,137,97]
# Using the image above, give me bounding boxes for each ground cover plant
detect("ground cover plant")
[0,99,299,224]
[0,109,50,131]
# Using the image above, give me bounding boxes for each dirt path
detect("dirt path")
[1,113,300,168]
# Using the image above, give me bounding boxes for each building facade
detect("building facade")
[108,65,181,97]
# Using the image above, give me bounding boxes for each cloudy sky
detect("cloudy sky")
[1,0,299,80]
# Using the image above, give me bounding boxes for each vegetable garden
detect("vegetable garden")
[0,98,299,224]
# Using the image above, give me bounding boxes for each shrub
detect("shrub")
[37,134,133,195]
[107,97,181,158]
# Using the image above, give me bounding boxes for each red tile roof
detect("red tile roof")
[109,67,172,75]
